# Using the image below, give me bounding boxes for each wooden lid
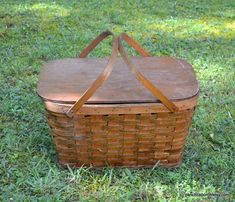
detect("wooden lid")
[37,56,199,104]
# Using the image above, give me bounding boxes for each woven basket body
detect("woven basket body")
[44,97,197,168]
[37,31,199,168]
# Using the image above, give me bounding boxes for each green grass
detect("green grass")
[0,0,234,201]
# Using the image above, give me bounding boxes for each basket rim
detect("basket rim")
[43,94,198,115]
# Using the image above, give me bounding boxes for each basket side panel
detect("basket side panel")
[156,108,195,166]
[45,107,196,168]
[46,111,78,166]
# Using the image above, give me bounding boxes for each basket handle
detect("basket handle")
[67,31,179,116]
[79,31,151,58]
[66,31,118,117]
[79,30,114,58]
[66,31,153,117]
[118,33,179,112]
[117,33,151,57]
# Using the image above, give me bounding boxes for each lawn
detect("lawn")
[0,0,234,201]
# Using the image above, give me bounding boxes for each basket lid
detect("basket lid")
[37,56,199,104]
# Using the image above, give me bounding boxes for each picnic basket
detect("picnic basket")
[37,31,199,168]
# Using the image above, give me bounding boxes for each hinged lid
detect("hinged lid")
[37,56,199,104]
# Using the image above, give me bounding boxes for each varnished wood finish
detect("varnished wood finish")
[67,34,118,117]
[37,57,199,104]
[37,31,199,168]
[118,33,179,112]
[44,95,198,115]
[67,32,180,116]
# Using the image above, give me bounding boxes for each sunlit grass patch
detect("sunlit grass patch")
[31,3,69,17]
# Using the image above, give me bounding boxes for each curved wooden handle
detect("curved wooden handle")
[118,33,179,112]
[79,31,151,58]
[67,31,178,116]
[66,32,118,117]
[119,33,151,57]
[79,30,114,58]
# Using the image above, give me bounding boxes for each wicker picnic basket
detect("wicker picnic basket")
[37,31,199,168]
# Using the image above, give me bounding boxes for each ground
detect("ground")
[0,0,234,201]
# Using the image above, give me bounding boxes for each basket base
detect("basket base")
[57,159,182,169]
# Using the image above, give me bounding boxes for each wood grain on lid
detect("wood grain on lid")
[37,56,199,104]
